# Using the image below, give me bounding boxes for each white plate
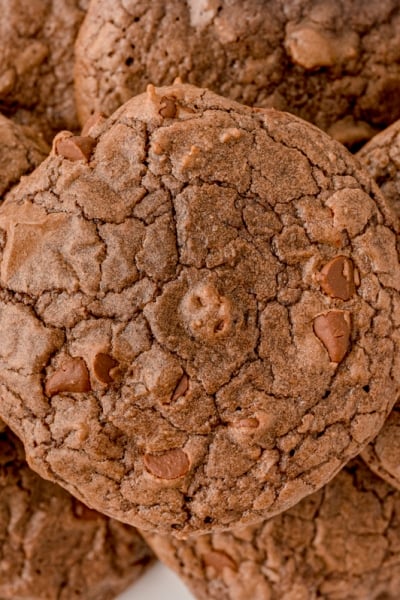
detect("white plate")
[118,562,195,600]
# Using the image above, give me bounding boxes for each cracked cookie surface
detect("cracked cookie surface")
[0,114,49,198]
[75,0,400,146]
[0,83,398,536]
[357,118,400,228]
[357,120,400,490]
[144,458,400,600]
[362,404,400,491]
[0,422,153,600]
[0,0,86,141]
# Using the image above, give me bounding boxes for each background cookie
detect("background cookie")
[356,120,400,490]
[357,118,400,226]
[0,84,398,536]
[0,0,86,141]
[0,423,153,600]
[75,0,400,146]
[0,114,49,198]
[361,404,400,491]
[144,459,400,600]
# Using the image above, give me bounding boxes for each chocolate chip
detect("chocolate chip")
[313,310,351,363]
[144,448,190,479]
[55,135,96,162]
[45,357,91,396]
[159,96,177,118]
[171,373,189,401]
[81,111,105,136]
[285,25,336,70]
[93,353,118,384]
[203,550,238,572]
[318,256,355,300]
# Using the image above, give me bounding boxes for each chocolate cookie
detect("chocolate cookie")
[144,458,400,600]
[0,423,153,599]
[355,121,400,490]
[0,114,49,198]
[0,0,86,141]
[0,83,398,536]
[75,0,400,146]
[357,118,400,227]
[361,405,400,491]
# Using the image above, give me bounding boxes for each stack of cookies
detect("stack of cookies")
[1,1,400,599]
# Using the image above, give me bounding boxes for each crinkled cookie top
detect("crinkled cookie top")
[357,118,400,228]
[362,403,400,491]
[0,114,48,198]
[0,426,152,600]
[145,459,400,600]
[0,83,398,536]
[75,0,400,146]
[357,119,400,491]
[0,0,86,140]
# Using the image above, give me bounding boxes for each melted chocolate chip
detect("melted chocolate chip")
[313,310,351,363]
[45,357,91,396]
[55,135,96,162]
[144,448,190,479]
[159,96,177,118]
[171,373,189,401]
[318,256,355,300]
[93,353,118,384]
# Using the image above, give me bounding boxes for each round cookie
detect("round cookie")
[0,0,86,141]
[0,423,153,600]
[75,0,400,146]
[361,404,400,491]
[144,459,400,600]
[356,121,400,489]
[0,83,398,536]
[357,118,400,226]
[0,114,49,198]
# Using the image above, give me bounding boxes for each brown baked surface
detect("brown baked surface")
[357,118,400,227]
[361,405,400,491]
[0,422,153,600]
[0,114,49,198]
[75,0,400,146]
[0,83,398,536]
[356,119,400,491]
[145,459,400,600]
[0,0,86,141]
